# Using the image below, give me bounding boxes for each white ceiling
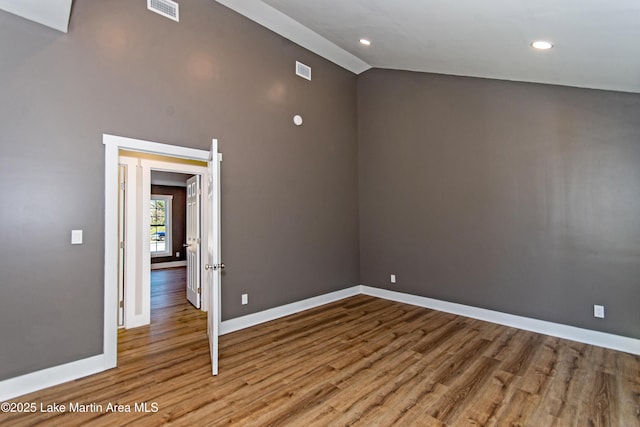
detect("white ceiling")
[0,0,72,33]
[218,0,640,93]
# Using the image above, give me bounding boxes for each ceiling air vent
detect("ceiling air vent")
[148,0,179,22]
[296,61,311,81]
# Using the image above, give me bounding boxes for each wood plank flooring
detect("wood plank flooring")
[3,267,639,426]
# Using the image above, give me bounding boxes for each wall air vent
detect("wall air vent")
[148,0,179,22]
[296,61,311,81]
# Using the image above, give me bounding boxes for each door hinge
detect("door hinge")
[120,182,125,190]
[120,241,124,249]
[197,287,201,294]
[119,301,124,308]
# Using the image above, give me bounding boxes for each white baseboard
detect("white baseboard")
[4,284,638,401]
[150,261,187,270]
[220,286,361,335]
[0,354,107,402]
[360,285,640,356]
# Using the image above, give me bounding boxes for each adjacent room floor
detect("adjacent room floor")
[4,268,639,426]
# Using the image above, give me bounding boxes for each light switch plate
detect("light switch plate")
[71,229,83,245]
[594,304,605,318]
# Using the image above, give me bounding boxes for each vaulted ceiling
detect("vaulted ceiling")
[2,0,639,93]
[218,0,640,93]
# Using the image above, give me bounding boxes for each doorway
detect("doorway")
[104,134,222,375]
[117,153,208,329]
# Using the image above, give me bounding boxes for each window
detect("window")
[150,194,172,257]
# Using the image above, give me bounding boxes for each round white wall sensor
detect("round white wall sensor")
[293,115,303,126]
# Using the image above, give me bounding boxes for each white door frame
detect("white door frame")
[103,134,216,369]
[117,156,139,328]
[117,163,126,327]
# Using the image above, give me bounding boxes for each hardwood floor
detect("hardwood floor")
[4,268,639,426]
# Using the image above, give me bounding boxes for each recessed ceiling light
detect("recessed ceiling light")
[359,38,371,46]
[531,40,553,50]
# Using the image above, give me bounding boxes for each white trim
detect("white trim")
[151,260,188,270]
[215,0,370,74]
[218,284,640,355]
[220,286,361,335]
[360,286,640,356]
[104,138,120,369]
[0,355,105,401]
[105,134,211,161]
[4,281,639,399]
[118,155,141,329]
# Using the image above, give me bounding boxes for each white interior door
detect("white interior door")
[186,175,201,308]
[207,139,221,375]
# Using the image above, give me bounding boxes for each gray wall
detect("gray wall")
[0,0,359,380]
[358,69,640,339]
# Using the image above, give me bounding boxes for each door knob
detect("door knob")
[205,263,225,271]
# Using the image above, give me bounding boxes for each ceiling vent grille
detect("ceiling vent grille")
[148,0,179,22]
[296,61,311,81]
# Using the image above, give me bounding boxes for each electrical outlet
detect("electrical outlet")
[241,294,248,305]
[176,251,180,258]
[594,304,605,319]
[390,274,396,284]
